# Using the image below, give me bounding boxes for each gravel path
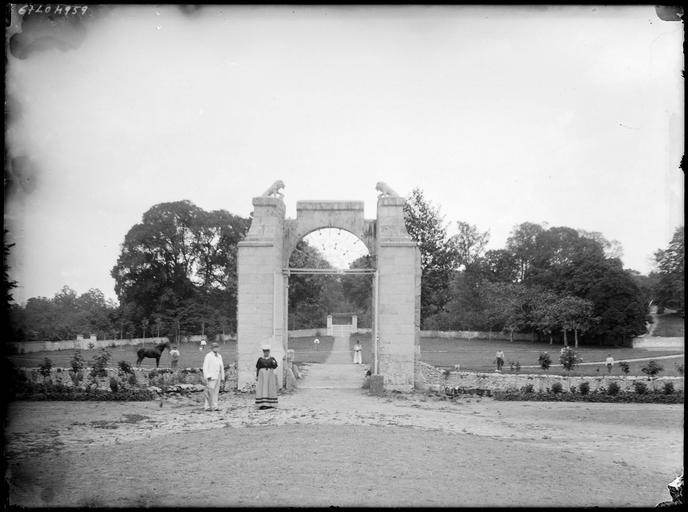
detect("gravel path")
[5,363,684,508]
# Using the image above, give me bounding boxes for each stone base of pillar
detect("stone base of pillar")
[369,374,385,395]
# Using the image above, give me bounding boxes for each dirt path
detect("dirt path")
[5,366,684,508]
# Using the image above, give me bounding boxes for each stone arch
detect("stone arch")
[236,186,421,392]
[283,201,376,267]
[285,227,374,273]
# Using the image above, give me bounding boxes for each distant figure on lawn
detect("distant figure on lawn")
[256,345,279,409]
[202,342,225,411]
[169,345,180,369]
[495,350,505,372]
[605,354,614,374]
[199,337,207,351]
[313,337,320,351]
[353,340,362,364]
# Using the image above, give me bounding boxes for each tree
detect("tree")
[403,188,458,326]
[555,295,595,348]
[2,229,18,343]
[288,240,333,329]
[506,222,546,282]
[578,230,624,259]
[559,346,581,374]
[340,255,374,328]
[641,360,664,391]
[575,259,647,344]
[528,226,606,292]
[538,352,552,372]
[111,200,250,333]
[653,226,684,314]
[475,249,520,284]
[480,282,531,342]
[451,221,489,271]
[530,289,562,344]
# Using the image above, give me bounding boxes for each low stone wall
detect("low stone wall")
[632,336,684,350]
[9,337,170,354]
[13,363,239,393]
[287,328,371,337]
[420,331,536,342]
[414,361,684,393]
[288,328,328,338]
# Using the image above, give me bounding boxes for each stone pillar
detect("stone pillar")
[326,314,333,336]
[237,197,286,390]
[351,315,358,332]
[376,196,421,392]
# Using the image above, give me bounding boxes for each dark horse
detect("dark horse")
[136,341,171,368]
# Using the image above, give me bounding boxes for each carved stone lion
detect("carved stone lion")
[262,180,285,198]
[375,181,399,198]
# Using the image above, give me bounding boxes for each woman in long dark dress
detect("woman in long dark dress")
[255,345,278,409]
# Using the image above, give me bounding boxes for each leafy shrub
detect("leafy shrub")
[578,382,590,395]
[442,369,451,378]
[551,381,563,394]
[70,370,84,386]
[149,369,158,379]
[662,382,675,395]
[522,383,535,393]
[89,348,111,378]
[538,352,552,371]
[618,361,630,376]
[676,364,684,376]
[70,350,86,373]
[515,361,521,372]
[87,342,95,350]
[569,386,577,394]
[607,381,620,396]
[38,358,53,378]
[641,360,664,378]
[633,381,648,395]
[109,376,120,393]
[118,360,133,375]
[559,347,582,373]
[127,373,138,387]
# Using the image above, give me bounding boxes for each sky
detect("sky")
[5,5,684,304]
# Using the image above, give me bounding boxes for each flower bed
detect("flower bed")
[9,363,239,401]
[491,389,684,404]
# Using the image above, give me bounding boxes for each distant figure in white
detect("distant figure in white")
[353,339,362,364]
[262,179,285,198]
[605,354,614,374]
[375,181,399,197]
[313,337,320,351]
[199,336,207,351]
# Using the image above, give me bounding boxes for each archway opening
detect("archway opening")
[286,228,375,369]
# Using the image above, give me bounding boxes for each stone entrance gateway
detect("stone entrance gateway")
[236,184,421,392]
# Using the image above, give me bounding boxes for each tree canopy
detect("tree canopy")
[445,221,646,345]
[403,188,459,327]
[653,226,684,313]
[110,200,250,340]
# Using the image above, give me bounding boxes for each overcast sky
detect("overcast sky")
[5,5,684,304]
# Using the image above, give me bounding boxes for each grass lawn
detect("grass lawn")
[9,332,684,378]
[653,312,685,337]
[8,340,238,370]
[288,336,335,363]
[351,333,684,377]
